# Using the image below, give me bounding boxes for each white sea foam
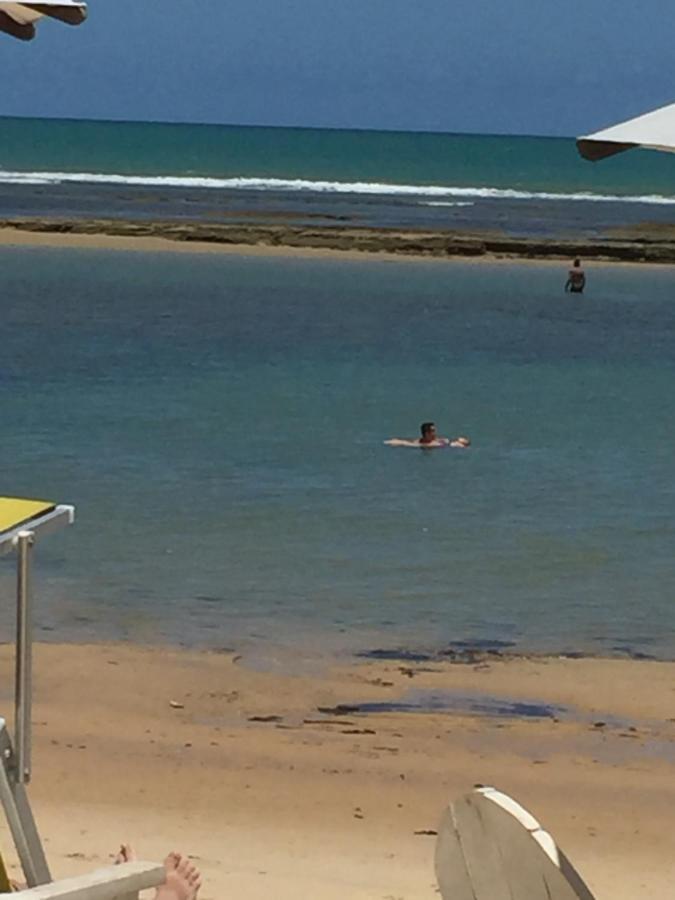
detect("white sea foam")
[422,201,475,207]
[0,174,53,185]
[2,169,675,205]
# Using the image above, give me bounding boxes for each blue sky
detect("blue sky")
[3,0,674,136]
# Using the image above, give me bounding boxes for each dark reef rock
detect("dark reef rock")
[6,217,675,263]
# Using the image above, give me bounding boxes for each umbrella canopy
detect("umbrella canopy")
[577,102,675,161]
[0,0,86,40]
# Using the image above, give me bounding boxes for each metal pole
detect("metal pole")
[0,718,50,885]
[15,530,34,785]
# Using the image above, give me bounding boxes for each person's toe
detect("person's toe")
[163,852,180,871]
[115,844,136,865]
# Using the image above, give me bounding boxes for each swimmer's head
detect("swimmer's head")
[420,422,437,443]
[573,258,581,267]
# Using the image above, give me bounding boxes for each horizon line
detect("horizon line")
[0,113,575,141]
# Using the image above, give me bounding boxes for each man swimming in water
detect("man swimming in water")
[384,422,471,448]
[419,422,444,445]
[565,258,586,294]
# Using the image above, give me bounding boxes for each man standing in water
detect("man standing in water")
[565,258,586,294]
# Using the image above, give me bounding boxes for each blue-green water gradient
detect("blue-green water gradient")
[2,247,675,659]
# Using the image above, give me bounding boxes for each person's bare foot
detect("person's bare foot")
[158,852,201,900]
[114,844,136,865]
[113,844,201,900]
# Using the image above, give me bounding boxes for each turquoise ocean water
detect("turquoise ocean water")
[3,115,675,196]
[2,119,675,663]
[3,117,675,235]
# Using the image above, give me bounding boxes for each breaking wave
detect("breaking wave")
[2,169,675,205]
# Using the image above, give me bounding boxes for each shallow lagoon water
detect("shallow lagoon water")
[2,247,675,659]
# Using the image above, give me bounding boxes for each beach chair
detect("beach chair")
[0,501,167,900]
[10,862,165,900]
[0,498,75,886]
[435,786,596,900]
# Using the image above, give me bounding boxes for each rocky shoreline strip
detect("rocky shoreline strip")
[4,216,675,263]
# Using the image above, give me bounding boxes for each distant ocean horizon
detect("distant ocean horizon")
[5,112,581,136]
[2,116,675,236]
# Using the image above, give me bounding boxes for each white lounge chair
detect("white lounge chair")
[435,787,596,900]
[12,862,165,900]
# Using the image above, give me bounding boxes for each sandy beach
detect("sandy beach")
[0,643,672,899]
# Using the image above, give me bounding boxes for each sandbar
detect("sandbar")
[2,218,675,266]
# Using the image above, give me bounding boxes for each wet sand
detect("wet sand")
[3,218,675,265]
[2,643,674,899]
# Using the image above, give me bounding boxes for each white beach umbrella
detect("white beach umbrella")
[577,102,675,161]
[0,0,86,40]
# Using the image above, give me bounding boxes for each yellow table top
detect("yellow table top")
[0,497,56,534]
